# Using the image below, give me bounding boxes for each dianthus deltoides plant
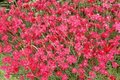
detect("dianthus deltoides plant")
[0,0,120,80]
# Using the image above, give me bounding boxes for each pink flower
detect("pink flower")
[72,68,77,73]
[26,73,34,79]
[2,57,12,63]
[114,23,120,33]
[20,75,24,80]
[60,63,69,70]
[1,35,8,41]
[89,71,96,79]
[8,0,13,2]
[0,0,120,79]
[58,24,68,32]
[3,45,12,53]
[62,74,68,80]
[5,73,10,79]
[112,62,119,68]
[66,55,77,64]
[103,3,110,9]
[56,71,63,77]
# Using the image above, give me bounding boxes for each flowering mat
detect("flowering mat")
[0,0,120,80]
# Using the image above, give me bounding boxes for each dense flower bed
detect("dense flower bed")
[0,0,120,80]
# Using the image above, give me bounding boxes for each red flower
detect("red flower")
[109,75,116,80]
[88,0,95,3]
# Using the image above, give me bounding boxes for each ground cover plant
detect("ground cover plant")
[0,0,120,80]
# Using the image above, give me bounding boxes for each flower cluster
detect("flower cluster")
[0,0,120,80]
